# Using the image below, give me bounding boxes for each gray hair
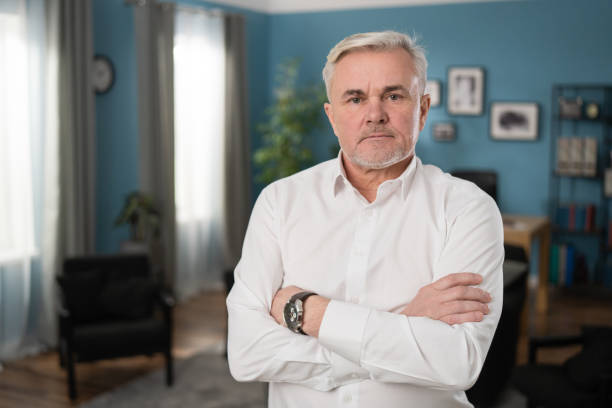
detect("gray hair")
[322,31,428,100]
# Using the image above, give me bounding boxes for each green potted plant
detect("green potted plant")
[114,191,161,245]
[254,58,328,185]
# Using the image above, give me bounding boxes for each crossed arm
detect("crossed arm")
[227,186,504,391]
[270,272,493,339]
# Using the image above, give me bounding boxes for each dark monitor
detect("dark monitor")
[451,170,498,203]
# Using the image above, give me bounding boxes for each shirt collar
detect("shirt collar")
[331,150,419,200]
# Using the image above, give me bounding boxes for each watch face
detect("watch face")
[283,302,302,332]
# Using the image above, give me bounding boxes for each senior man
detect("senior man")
[227,31,503,407]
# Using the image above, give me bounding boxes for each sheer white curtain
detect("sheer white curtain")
[173,9,227,301]
[0,0,59,360]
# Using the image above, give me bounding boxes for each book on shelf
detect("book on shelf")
[556,137,570,174]
[550,243,580,287]
[568,137,583,176]
[555,203,597,231]
[556,137,598,176]
[582,138,597,176]
[605,168,612,197]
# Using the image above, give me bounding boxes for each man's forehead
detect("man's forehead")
[331,49,419,94]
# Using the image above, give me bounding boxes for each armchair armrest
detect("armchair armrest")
[528,334,584,363]
[158,290,176,309]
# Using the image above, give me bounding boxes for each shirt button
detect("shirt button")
[343,394,352,403]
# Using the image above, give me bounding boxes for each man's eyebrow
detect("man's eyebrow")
[341,89,365,98]
[383,85,409,94]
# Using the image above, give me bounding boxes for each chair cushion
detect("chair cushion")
[512,364,597,408]
[565,325,612,391]
[73,318,167,360]
[57,269,104,324]
[98,278,157,320]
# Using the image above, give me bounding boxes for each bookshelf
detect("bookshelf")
[549,84,612,288]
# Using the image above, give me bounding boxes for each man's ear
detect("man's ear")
[324,102,337,136]
[419,93,431,131]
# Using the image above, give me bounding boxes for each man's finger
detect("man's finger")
[438,300,489,318]
[431,273,483,290]
[440,311,484,326]
[441,285,491,303]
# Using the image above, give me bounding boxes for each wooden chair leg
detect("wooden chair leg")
[58,340,66,368]
[66,350,76,401]
[165,349,173,386]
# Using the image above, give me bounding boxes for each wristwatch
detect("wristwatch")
[283,291,316,334]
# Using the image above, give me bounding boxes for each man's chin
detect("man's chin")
[350,151,412,170]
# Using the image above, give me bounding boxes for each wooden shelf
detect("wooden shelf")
[553,171,600,179]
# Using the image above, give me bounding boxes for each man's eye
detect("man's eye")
[388,94,401,101]
[350,97,361,104]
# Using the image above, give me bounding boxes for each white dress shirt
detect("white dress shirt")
[227,155,504,408]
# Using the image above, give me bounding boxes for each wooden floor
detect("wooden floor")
[1,287,611,407]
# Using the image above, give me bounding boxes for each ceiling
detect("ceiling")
[203,0,519,14]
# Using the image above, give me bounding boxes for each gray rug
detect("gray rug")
[79,352,267,408]
[79,351,526,408]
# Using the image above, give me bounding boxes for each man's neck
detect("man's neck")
[342,153,413,203]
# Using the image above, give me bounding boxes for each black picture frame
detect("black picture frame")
[490,102,539,141]
[447,67,485,116]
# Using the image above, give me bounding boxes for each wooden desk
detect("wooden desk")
[502,214,551,313]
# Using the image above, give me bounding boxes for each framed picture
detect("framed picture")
[425,80,441,107]
[432,122,456,142]
[490,102,539,141]
[447,67,484,115]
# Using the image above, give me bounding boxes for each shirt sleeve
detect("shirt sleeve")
[226,184,370,391]
[318,193,504,390]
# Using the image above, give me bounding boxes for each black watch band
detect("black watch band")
[284,291,317,334]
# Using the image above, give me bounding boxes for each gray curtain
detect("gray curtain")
[223,14,251,269]
[133,1,176,288]
[58,0,96,256]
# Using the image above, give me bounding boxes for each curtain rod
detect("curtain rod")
[124,0,243,18]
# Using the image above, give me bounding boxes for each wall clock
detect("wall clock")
[92,54,115,94]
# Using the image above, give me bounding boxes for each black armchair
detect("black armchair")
[512,325,612,408]
[57,254,175,400]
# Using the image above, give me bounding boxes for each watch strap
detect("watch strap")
[289,291,316,304]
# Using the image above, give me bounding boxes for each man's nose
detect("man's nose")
[366,100,388,124]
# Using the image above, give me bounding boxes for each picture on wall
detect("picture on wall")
[425,80,441,107]
[447,67,484,115]
[490,102,539,141]
[432,122,456,142]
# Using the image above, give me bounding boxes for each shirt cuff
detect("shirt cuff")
[318,300,371,364]
[329,351,370,387]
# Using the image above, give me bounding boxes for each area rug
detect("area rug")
[79,351,267,408]
[79,350,525,408]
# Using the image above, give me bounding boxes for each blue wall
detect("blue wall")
[267,0,612,216]
[93,0,612,253]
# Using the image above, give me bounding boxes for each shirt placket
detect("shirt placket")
[345,206,377,305]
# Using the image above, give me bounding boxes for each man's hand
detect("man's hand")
[401,273,492,325]
[271,285,330,338]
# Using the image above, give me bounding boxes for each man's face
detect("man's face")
[324,49,430,170]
